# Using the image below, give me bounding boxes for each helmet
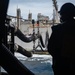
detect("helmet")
[59,3,75,17]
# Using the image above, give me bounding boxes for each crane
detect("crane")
[52,0,58,11]
[52,0,59,24]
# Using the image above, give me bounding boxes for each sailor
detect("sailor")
[47,2,75,75]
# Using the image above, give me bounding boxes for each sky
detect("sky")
[7,0,75,20]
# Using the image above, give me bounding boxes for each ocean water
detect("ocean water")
[15,53,54,75]
[1,53,54,75]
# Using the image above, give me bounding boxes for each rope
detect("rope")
[45,30,49,48]
[39,34,45,48]
[39,30,49,49]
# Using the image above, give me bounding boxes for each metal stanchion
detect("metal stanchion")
[32,19,35,52]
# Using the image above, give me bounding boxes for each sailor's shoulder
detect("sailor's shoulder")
[51,23,62,31]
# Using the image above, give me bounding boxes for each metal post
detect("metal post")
[32,20,35,52]
[37,21,40,45]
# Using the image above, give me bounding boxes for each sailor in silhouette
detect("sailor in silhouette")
[48,2,75,75]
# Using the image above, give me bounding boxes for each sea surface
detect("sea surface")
[15,53,54,75]
[1,52,54,75]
